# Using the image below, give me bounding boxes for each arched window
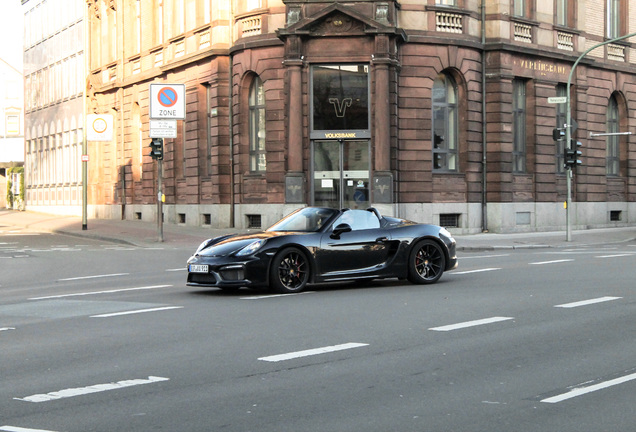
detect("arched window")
[512,79,527,173]
[606,95,620,176]
[249,76,266,173]
[432,73,458,172]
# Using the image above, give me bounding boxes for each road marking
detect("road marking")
[555,296,622,308]
[596,253,635,258]
[14,376,169,403]
[91,306,183,318]
[0,327,16,332]
[460,254,510,259]
[429,316,514,332]
[242,292,315,300]
[541,371,636,403]
[452,268,501,275]
[166,268,185,272]
[529,259,574,265]
[29,285,172,300]
[1,426,59,432]
[58,273,129,281]
[258,342,369,362]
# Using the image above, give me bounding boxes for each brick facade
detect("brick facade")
[25,0,636,233]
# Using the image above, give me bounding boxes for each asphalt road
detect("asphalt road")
[1,226,636,432]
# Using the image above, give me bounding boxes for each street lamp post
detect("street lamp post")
[565,31,636,241]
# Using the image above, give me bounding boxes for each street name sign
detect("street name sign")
[150,83,186,119]
[548,96,567,104]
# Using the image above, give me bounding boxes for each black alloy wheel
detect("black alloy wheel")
[407,239,446,284]
[270,247,310,293]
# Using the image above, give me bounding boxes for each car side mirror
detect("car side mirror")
[330,223,352,239]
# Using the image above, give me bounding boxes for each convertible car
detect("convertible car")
[187,207,457,293]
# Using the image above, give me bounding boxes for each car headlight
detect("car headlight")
[195,239,214,254]
[236,239,266,256]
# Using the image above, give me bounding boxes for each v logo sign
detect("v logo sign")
[328,98,353,118]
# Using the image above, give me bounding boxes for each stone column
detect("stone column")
[374,61,390,173]
[284,59,305,203]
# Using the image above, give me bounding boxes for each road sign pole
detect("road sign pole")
[157,143,164,243]
[565,30,636,241]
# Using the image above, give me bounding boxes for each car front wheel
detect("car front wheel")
[407,239,446,284]
[270,247,310,293]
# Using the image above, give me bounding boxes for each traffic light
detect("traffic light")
[564,139,582,169]
[149,138,163,160]
[552,127,565,141]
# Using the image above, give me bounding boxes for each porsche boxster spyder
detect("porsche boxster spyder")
[186,207,457,293]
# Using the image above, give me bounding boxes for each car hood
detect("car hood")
[196,231,306,257]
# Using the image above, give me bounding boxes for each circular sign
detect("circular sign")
[92,117,108,134]
[158,87,178,107]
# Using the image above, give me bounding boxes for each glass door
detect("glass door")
[312,140,370,209]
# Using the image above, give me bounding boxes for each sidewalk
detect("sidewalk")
[1,209,635,251]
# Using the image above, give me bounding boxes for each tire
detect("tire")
[407,239,446,284]
[269,247,310,293]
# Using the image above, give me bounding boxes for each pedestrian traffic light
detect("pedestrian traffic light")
[564,139,582,169]
[149,138,163,160]
[552,127,565,141]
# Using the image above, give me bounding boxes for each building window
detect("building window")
[311,64,369,132]
[556,0,575,27]
[555,84,567,174]
[607,0,625,38]
[512,79,526,173]
[436,0,457,5]
[249,76,266,173]
[606,95,619,176]
[432,73,458,172]
[513,0,526,17]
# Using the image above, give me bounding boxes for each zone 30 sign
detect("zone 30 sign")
[149,83,186,120]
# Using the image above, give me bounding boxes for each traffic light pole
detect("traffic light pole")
[157,158,163,242]
[565,31,636,241]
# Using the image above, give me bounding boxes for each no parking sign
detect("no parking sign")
[149,83,186,119]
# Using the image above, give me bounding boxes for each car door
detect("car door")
[316,210,392,278]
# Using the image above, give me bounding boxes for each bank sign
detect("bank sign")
[149,83,186,120]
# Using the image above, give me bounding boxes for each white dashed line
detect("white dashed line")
[452,268,501,275]
[541,372,636,403]
[14,376,169,403]
[1,426,59,432]
[555,296,622,308]
[529,259,574,265]
[429,317,514,332]
[58,273,129,281]
[258,343,369,362]
[91,306,183,318]
[241,292,315,300]
[29,285,172,300]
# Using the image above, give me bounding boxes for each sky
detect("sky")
[0,0,24,72]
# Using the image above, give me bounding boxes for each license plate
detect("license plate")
[189,264,209,273]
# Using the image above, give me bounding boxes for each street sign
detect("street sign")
[149,83,186,119]
[548,96,567,104]
[150,119,177,138]
[87,114,114,141]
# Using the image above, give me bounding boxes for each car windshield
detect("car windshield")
[267,207,338,232]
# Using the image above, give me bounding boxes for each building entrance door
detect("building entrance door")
[312,139,370,209]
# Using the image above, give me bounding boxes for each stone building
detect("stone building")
[24,0,636,232]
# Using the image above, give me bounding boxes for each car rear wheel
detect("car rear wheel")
[270,247,310,293]
[407,239,445,284]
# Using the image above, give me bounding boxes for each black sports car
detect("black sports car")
[187,207,457,293]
